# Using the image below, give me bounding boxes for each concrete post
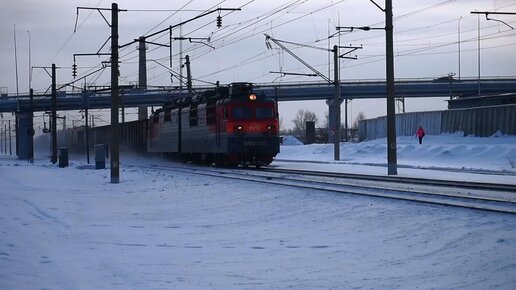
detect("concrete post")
[138,36,148,120]
[51,63,57,164]
[110,2,120,183]
[386,0,398,175]
[333,45,341,161]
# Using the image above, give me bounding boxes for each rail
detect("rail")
[125,162,516,214]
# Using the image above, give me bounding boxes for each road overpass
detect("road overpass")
[1,77,515,113]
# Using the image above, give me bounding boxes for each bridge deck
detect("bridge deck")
[1,78,515,112]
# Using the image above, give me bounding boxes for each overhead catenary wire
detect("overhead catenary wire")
[66,0,516,89]
[191,0,464,79]
[206,2,516,82]
[135,0,356,85]
[140,0,311,84]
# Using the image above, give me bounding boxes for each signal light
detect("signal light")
[216,15,222,28]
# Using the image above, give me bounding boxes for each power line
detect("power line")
[197,2,516,82]
[58,0,516,88]
[142,0,194,35]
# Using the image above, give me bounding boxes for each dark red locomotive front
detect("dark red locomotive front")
[148,82,280,167]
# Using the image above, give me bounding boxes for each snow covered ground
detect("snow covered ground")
[1,135,515,289]
[278,134,516,185]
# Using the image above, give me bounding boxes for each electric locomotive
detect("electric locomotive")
[147,82,280,167]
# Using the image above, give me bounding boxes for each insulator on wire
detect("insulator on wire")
[72,63,77,78]
[216,15,222,28]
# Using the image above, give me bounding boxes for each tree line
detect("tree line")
[280,109,365,141]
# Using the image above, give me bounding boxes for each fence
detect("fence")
[358,104,516,141]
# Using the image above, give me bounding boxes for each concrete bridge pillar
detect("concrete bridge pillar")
[17,111,34,161]
[138,36,148,121]
[326,98,343,143]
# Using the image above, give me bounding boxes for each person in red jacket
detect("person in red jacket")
[416,126,425,144]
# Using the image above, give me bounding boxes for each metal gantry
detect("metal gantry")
[265,34,361,161]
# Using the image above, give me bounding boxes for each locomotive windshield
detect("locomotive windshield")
[256,107,274,118]
[232,106,253,119]
[231,105,274,119]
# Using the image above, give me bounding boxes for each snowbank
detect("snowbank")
[281,135,304,145]
[277,134,516,173]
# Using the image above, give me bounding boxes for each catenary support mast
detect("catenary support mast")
[110,2,120,183]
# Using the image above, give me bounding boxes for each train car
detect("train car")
[147,82,280,167]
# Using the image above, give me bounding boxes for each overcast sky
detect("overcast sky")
[1,0,515,129]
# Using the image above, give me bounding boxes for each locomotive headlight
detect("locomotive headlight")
[234,125,244,134]
[248,94,257,101]
[265,124,275,136]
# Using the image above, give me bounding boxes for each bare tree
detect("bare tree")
[292,109,318,136]
[323,110,329,130]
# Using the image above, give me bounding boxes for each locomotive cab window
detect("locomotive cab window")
[232,106,253,119]
[256,107,274,119]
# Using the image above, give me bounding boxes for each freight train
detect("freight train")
[147,82,280,167]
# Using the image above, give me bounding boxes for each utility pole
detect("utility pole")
[355,0,397,174]
[470,11,516,95]
[266,34,334,153]
[3,125,6,154]
[85,107,89,164]
[14,25,20,157]
[185,55,193,98]
[29,88,34,162]
[111,2,120,184]
[51,63,57,164]
[8,120,12,155]
[265,34,360,161]
[333,45,341,160]
[179,25,183,155]
[138,36,148,120]
[385,0,397,175]
[477,13,481,95]
[458,16,462,80]
[170,26,173,84]
[14,25,20,98]
[74,3,125,182]
[31,65,61,161]
[136,34,208,119]
[15,113,18,156]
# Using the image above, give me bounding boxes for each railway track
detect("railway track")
[126,162,516,214]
